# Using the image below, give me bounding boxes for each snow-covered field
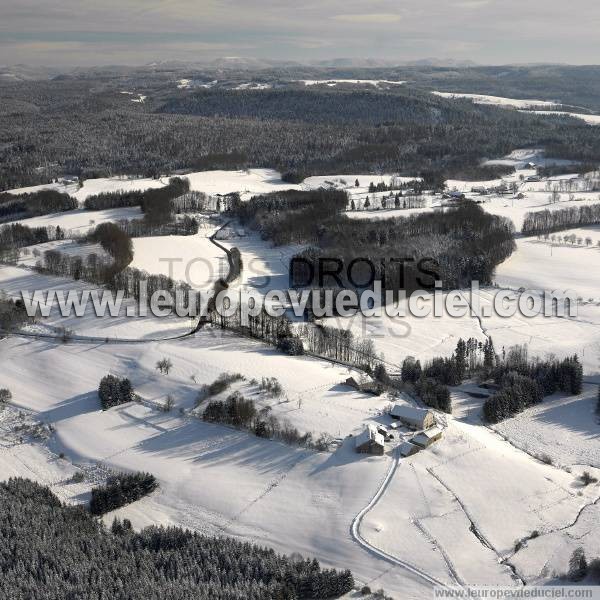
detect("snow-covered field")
[434,91,600,127]
[16,239,109,268]
[3,206,143,234]
[2,331,597,593]
[184,168,299,198]
[299,79,406,87]
[130,227,224,290]
[72,176,164,202]
[524,110,600,126]
[5,175,166,203]
[432,91,559,109]
[495,227,600,300]
[0,333,433,597]
[0,264,191,340]
[493,384,600,468]
[2,164,600,596]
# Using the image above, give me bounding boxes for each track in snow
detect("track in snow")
[349,447,449,588]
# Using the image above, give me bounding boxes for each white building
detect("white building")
[355,425,385,455]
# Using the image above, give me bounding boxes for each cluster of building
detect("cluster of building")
[355,404,443,456]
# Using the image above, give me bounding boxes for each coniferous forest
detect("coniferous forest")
[3,67,600,190]
[0,478,354,600]
[233,191,515,293]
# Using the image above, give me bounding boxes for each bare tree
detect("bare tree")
[156,357,173,375]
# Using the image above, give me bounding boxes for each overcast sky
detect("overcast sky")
[1,0,599,67]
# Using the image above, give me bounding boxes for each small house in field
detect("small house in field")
[355,425,385,455]
[399,441,421,457]
[344,377,382,396]
[411,426,443,448]
[345,376,360,389]
[390,404,436,430]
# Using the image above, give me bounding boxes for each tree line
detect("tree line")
[0,222,56,258]
[84,178,200,237]
[521,203,600,235]
[202,389,332,451]
[0,477,354,599]
[231,189,348,246]
[400,338,496,414]
[0,189,77,222]
[484,345,583,423]
[35,247,193,312]
[207,302,381,373]
[90,472,158,515]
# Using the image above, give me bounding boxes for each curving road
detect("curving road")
[349,447,449,588]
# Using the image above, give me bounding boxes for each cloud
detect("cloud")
[454,0,491,8]
[331,13,402,24]
[1,0,599,65]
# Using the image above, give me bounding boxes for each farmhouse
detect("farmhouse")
[411,426,443,448]
[399,441,421,457]
[355,425,385,455]
[390,404,436,430]
[344,377,382,396]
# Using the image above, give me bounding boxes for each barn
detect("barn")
[411,426,443,448]
[399,441,421,457]
[355,425,385,455]
[390,404,436,430]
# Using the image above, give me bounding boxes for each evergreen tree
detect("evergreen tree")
[454,339,467,379]
[569,547,588,582]
[483,338,496,370]
[373,363,390,385]
[98,375,134,410]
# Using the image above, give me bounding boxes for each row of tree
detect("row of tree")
[0,189,77,222]
[207,299,381,373]
[35,248,193,312]
[522,203,600,235]
[349,193,427,211]
[0,222,53,256]
[202,390,332,451]
[90,472,158,515]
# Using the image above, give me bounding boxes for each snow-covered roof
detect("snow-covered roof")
[390,404,433,424]
[399,441,420,457]
[355,425,385,449]
[411,426,443,446]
